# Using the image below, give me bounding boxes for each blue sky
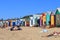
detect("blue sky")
[0,0,60,20]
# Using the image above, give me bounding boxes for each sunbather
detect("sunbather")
[41,32,60,37]
[47,32,60,37]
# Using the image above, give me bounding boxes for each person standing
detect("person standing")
[43,22,46,29]
[0,21,3,28]
[41,22,48,33]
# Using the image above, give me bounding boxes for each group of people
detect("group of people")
[10,19,22,31]
[0,19,22,31]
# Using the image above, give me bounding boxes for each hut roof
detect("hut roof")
[22,15,33,19]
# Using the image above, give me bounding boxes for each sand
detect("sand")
[0,27,60,40]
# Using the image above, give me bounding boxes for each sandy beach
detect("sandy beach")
[0,27,60,40]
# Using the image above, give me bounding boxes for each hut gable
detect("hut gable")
[55,8,60,14]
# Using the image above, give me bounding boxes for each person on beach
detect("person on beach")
[41,32,60,37]
[10,19,22,31]
[41,22,48,32]
[43,22,46,29]
[0,21,3,28]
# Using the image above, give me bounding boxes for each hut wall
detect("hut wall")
[40,15,43,26]
[54,15,56,26]
[42,13,46,25]
[33,15,40,27]
[56,14,60,27]
[8,20,12,27]
[55,8,60,27]
[25,21,30,26]
[11,20,16,26]
[37,16,40,26]
[33,15,37,26]
[30,17,33,27]
[50,14,55,27]
[20,19,25,26]
[46,13,50,26]
[5,21,9,27]
[12,22,16,26]
[25,18,30,26]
